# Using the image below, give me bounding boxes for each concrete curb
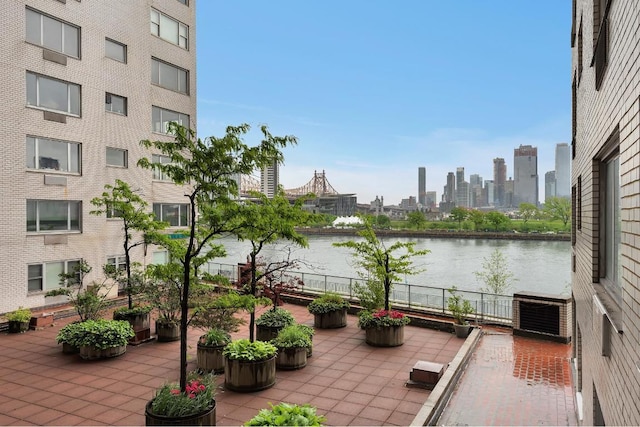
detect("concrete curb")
[410,327,483,426]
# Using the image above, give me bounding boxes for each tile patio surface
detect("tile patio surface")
[0,303,463,426]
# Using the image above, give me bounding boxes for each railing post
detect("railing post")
[442,288,446,314]
[480,292,485,323]
[324,274,327,293]
[408,284,411,308]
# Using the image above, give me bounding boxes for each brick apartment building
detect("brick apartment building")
[571,0,640,424]
[0,0,196,314]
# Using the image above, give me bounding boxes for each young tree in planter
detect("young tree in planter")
[334,216,430,311]
[234,189,312,342]
[90,179,167,309]
[473,248,516,295]
[138,122,296,391]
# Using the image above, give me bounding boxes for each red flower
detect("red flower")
[170,389,180,395]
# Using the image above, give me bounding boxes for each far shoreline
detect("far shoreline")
[297,227,571,241]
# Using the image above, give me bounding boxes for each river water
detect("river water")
[214,235,571,296]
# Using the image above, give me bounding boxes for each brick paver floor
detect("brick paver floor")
[0,303,463,426]
[438,328,578,426]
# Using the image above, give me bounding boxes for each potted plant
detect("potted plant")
[273,324,312,370]
[74,319,134,359]
[297,323,314,357]
[223,339,277,392]
[6,307,32,333]
[245,403,326,426]
[145,371,216,426]
[358,309,411,347]
[447,286,475,338]
[56,322,83,354]
[197,329,231,374]
[307,292,350,329]
[144,263,182,342]
[113,303,153,344]
[255,307,295,342]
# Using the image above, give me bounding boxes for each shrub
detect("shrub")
[113,305,153,318]
[73,319,134,349]
[255,308,295,328]
[56,322,83,346]
[223,339,277,362]
[198,328,231,347]
[6,307,32,323]
[447,286,474,325]
[307,292,350,315]
[245,403,326,426]
[272,324,312,349]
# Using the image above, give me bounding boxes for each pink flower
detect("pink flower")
[170,389,180,395]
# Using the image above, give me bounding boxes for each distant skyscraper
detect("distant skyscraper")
[426,191,437,209]
[545,171,556,202]
[445,172,455,203]
[513,145,539,205]
[555,143,570,197]
[484,180,495,206]
[455,167,469,207]
[261,161,279,198]
[418,167,426,206]
[493,158,506,207]
[469,174,483,208]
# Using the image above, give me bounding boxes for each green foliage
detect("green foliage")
[223,339,277,361]
[113,305,153,318]
[334,215,429,311]
[353,279,385,311]
[255,307,295,328]
[375,214,391,229]
[45,261,112,322]
[198,328,231,346]
[357,309,411,329]
[151,372,216,417]
[485,211,510,231]
[56,322,83,346]
[72,319,134,349]
[406,211,426,230]
[543,196,571,227]
[143,262,183,323]
[447,286,474,325]
[191,290,265,333]
[473,248,516,294]
[518,203,539,229]
[468,209,485,231]
[450,207,469,229]
[6,307,32,322]
[272,324,313,349]
[307,292,350,315]
[245,403,326,426]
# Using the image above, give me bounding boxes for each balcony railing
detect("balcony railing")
[203,261,514,325]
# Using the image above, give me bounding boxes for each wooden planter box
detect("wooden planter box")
[114,312,152,344]
[8,321,29,334]
[155,320,180,342]
[62,342,80,354]
[145,399,216,426]
[256,325,283,342]
[313,308,347,329]
[197,343,226,374]
[224,355,276,392]
[276,347,307,370]
[365,325,405,347]
[30,313,54,330]
[79,344,127,360]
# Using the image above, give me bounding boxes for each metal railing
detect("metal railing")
[203,261,513,325]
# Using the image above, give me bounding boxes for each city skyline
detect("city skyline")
[196,1,570,205]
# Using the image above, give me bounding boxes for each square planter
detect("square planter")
[30,313,54,330]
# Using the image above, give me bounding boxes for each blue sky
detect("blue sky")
[196,1,571,205]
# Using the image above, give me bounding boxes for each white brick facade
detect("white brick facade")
[572,0,640,425]
[0,0,196,314]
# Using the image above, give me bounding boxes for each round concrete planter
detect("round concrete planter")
[145,399,216,426]
[79,344,127,360]
[365,325,405,347]
[197,342,226,374]
[224,355,276,392]
[155,320,180,342]
[276,347,307,370]
[313,308,347,329]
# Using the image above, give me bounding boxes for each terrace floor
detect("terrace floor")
[0,303,578,426]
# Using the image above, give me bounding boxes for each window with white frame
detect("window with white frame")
[152,58,189,94]
[26,8,80,58]
[28,259,81,292]
[152,106,189,134]
[152,250,169,265]
[599,154,621,303]
[152,154,172,180]
[150,9,188,49]
[176,0,188,5]
[105,38,126,63]
[26,72,81,116]
[26,136,80,173]
[105,93,127,115]
[153,203,189,227]
[27,200,81,232]
[106,147,127,168]
[107,255,127,271]
[105,202,123,219]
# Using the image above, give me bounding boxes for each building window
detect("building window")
[107,255,127,271]
[106,147,127,168]
[28,259,81,292]
[150,9,188,49]
[577,175,582,231]
[26,72,81,116]
[577,20,583,84]
[572,74,577,159]
[105,38,126,63]
[152,106,189,134]
[105,93,127,115]
[152,58,189,94]
[105,202,123,219]
[176,0,188,5]
[571,184,576,246]
[152,154,172,180]
[27,200,81,232]
[153,203,189,227]
[152,250,169,265]
[594,18,608,90]
[25,8,80,58]
[26,136,80,173]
